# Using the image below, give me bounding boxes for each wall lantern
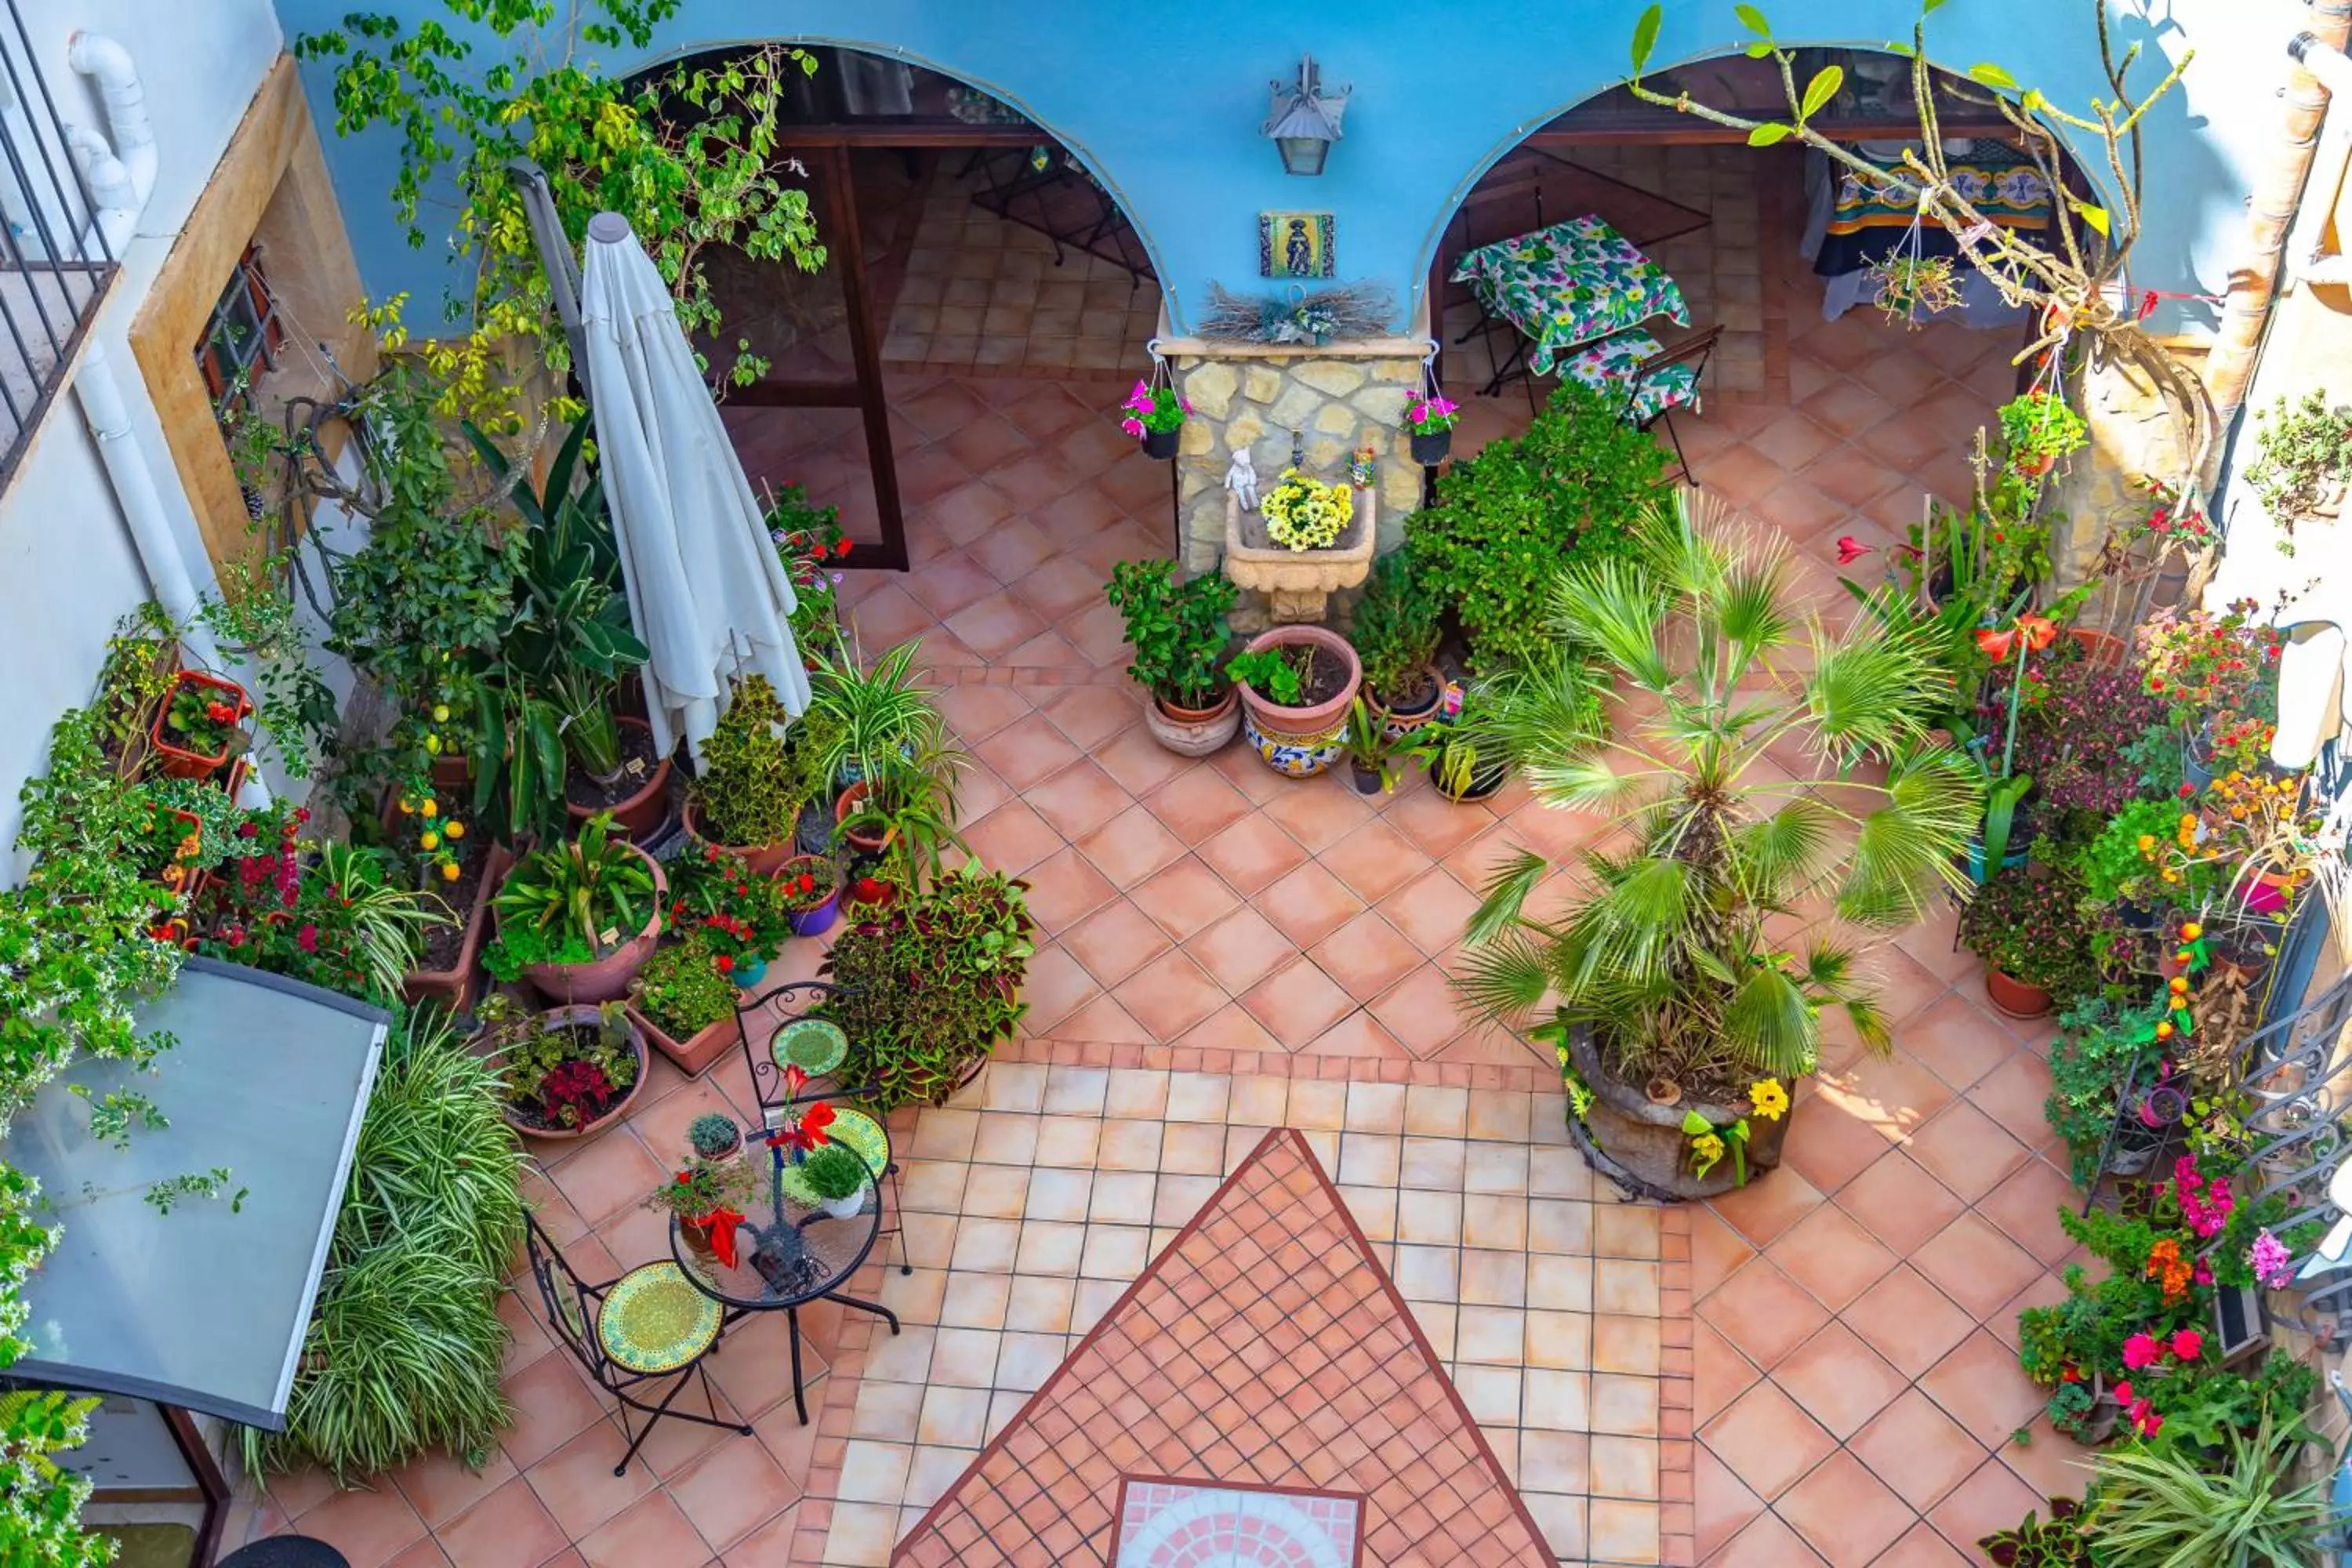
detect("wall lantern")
[1262,54,1349,176]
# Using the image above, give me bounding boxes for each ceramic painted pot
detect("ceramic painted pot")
[1371,668,1446,742]
[1234,625,1363,778]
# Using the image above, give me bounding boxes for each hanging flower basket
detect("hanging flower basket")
[1119,376,1188,461]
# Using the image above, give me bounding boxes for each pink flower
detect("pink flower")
[2111,1380,2134,1405]
[1835,535,1871,565]
[2193,1259,2215,1285]
[296,923,319,953]
[1120,416,1145,439]
[2121,1333,2161,1370]
[2168,1329,2203,1361]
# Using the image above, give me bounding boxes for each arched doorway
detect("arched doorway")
[652,45,1167,591]
[1421,48,2084,565]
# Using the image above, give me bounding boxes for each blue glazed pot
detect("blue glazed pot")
[728,955,768,989]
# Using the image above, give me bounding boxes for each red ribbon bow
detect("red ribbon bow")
[690,1207,748,1269]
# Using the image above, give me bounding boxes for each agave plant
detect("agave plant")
[1455,491,1982,1088]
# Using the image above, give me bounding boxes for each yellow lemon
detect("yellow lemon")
[446,822,466,840]
[419,831,440,851]
[419,800,438,818]
[395,797,416,815]
[440,861,461,881]
[425,733,442,756]
[432,704,450,723]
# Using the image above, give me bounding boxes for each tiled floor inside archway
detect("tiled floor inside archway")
[221,152,2079,1568]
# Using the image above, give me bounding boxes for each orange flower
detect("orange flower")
[1973,614,2058,661]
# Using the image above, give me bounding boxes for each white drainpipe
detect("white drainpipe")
[63,33,267,805]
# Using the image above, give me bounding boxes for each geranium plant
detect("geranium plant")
[161,678,248,761]
[1998,390,2089,476]
[668,844,792,971]
[1117,380,1187,437]
[1403,391,1460,435]
[630,935,739,1041]
[1258,469,1355,551]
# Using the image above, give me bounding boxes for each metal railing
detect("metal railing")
[0,0,116,490]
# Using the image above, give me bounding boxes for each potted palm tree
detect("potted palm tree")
[1455,493,1982,1199]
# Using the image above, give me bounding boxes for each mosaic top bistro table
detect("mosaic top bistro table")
[666,1112,901,1425]
[1450,212,1692,395]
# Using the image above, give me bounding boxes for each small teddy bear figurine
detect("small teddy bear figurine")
[1224,446,1260,512]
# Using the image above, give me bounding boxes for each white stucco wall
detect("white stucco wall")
[0,0,284,873]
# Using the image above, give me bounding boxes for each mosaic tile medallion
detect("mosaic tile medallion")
[1113,1479,1361,1567]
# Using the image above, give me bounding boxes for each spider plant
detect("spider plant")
[2082,1414,2328,1568]
[1455,491,1983,1087]
[806,633,949,789]
[239,1009,525,1480]
[838,736,969,894]
[318,842,456,1002]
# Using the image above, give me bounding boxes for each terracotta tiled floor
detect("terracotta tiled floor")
[220,152,2060,1568]
[830,1068,1668,1566]
[894,1129,1558,1566]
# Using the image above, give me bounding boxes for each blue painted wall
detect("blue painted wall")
[276,0,2265,339]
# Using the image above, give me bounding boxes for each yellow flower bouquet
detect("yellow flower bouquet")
[1259,468,1354,552]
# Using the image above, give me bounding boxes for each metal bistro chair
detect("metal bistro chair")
[734,978,911,1276]
[521,1211,753,1476]
[1619,325,1721,488]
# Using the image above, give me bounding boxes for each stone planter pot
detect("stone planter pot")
[1984,964,2053,1020]
[403,843,510,1012]
[1235,626,1363,778]
[498,1004,648,1142]
[681,798,794,876]
[1142,686,1241,757]
[1223,489,1375,624]
[1561,1024,1793,1201]
[564,716,674,839]
[626,1000,742,1077]
[502,844,668,1004]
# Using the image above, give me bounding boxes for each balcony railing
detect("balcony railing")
[0,0,116,490]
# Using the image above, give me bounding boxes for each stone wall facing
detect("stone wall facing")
[1167,339,1428,626]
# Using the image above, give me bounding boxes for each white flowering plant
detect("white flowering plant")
[1259,469,1355,552]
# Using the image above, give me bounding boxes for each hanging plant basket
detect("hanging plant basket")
[1141,424,1180,460]
[1410,427,1453,466]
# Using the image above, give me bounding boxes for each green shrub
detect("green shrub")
[633,938,739,1040]
[1349,551,1442,702]
[239,1009,526,1481]
[690,675,805,848]
[818,862,1036,1109]
[2045,993,2164,1183]
[800,1145,869,1201]
[1403,382,1667,670]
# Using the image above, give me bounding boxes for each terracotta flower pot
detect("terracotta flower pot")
[149,671,250,781]
[403,842,511,1011]
[565,716,674,839]
[681,797,793,876]
[1984,964,2053,1020]
[1235,625,1363,778]
[503,843,669,1004]
[833,781,896,856]
[1143,685,1241,757]
[499,1004,648,1142]
[626,999,742,1076]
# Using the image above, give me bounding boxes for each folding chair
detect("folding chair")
[521,1211,753,1476]
[734,978,911,1276]
[1619,325,1722,488]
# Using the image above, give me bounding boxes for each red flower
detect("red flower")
[714,953,735,973]
[835,539,854,557]
[296,923,320,953]
[238,822,259,839]
[1834,535,1871,565]
[2169,1328,2205,1360]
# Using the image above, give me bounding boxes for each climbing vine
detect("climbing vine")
[296,0,827,431]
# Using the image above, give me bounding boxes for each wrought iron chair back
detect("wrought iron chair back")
[523,1209,615,1385]
[732,978,855,1117]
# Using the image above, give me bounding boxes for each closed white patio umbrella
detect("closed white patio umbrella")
[578,210,811,763]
